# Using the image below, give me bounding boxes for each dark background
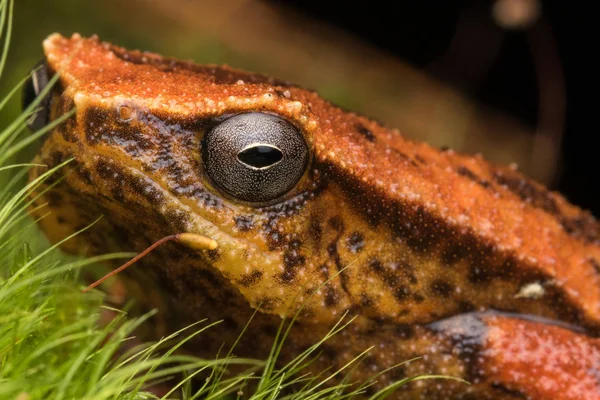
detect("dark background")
[268,0,598,217]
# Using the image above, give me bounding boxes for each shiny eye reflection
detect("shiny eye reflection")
[237,144,283,169]
[202,112,308,204]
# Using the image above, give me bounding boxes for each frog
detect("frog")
[25,33,600,399]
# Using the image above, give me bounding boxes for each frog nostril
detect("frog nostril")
[22,59,52,132]
[117,105,136,122]
[237,144,283,169]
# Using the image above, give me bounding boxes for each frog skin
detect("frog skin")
[27,33,600,399]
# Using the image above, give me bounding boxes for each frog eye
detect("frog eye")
[202,112,308,204]
[22,60,52,132]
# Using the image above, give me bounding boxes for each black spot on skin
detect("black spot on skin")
[467,243,499,284]
[405,271,418,285]
[490,383,527,398]
[237,270,264,288]
[346,232,365,253]
[457,166,479,180]
[327,236,352,297]
[355,123,375,142]
[560,214,600,244]
[430,280,454,298]
[369,259,384,273]
[395,206,442,253]
[206,248,220,262]
[394,287,411,302]
[74,163,93,185]
[283,239,305,268]
[234,215,254,232]
[494,171,559,215]
[328,216,344,232]
[326,242,337,257]
[397,309,410,317]
[283,250,305,269]
[500,257,518,276]
[360,293,374,307]
[414,154,426,164]
[278,263,298,284]
[590,258,600,274]
[388,148,419,168]
[95,158,119,180]
[412,293,425,303]
[457,166,491,189]
[457,301,477,313]
[369,259,412,303]
[324,286,338,307]
[468,264,492,284]
[441,240,471,266]
[256,296,277,312]
[308,218,322,248]
[394,324,415,339]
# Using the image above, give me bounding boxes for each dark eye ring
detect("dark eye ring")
[22,59,52,132]
[202,112,309,204]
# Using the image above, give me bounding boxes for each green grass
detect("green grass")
[0,1,451,398]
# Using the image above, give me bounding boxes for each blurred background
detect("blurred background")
[2,0,596,216]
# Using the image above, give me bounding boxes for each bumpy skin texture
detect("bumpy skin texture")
[29,34,600,399]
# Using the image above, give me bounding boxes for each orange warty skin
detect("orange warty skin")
[28,33,600,399]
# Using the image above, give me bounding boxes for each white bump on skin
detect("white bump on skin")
[515,282,545,299]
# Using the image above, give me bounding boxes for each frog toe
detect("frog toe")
[429,311,600,400]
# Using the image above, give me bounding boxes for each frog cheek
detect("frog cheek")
[202,112,309,204]
[22,59,52,132]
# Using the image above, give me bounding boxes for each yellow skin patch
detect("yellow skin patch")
[29,34,600,399]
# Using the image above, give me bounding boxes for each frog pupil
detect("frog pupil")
[237,145,283,169]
